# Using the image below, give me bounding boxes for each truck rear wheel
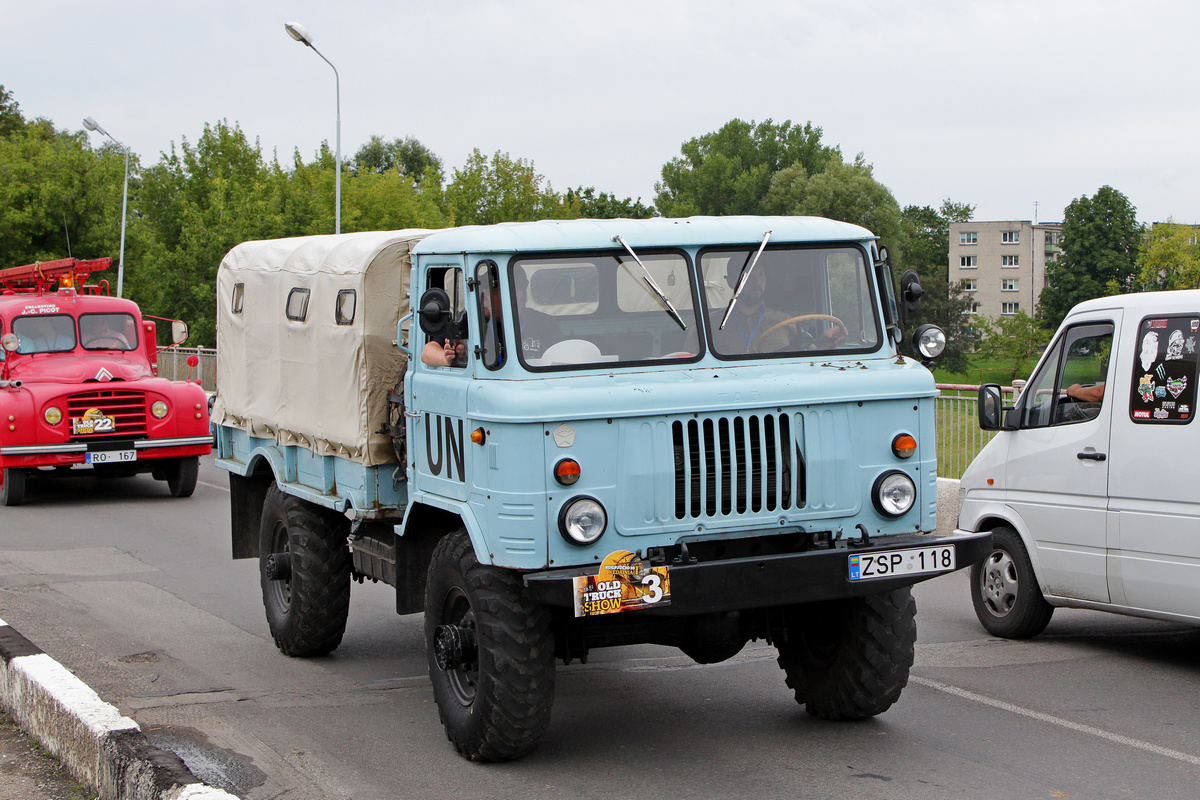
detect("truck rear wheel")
[166,456,199,498]
[425,529,555,762]
[258,484,351,656]
[1,468,26,507]
[775,587,916,720]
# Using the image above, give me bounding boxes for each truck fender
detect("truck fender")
[400,492,493,566]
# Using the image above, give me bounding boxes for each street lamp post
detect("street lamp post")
[82,116,130,297]
[284,21,341,234]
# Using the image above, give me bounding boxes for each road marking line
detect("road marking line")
[911,675,1200,767]
[197,479,229,492]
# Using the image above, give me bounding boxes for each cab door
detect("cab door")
[1005,316,1119,603]
[409,260,471,501]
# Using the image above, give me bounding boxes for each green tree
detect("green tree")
[353,134,443,186]
[444,149,568,225]
[1038,186,1141,329]
[1136,220,1200,291]
[135,121,286,345]
[977,311,1051,381]
[762,157,903,249]
[897,200,979,373]
[563,187,656,219]
[0,84,24,138]
[655,118,840,217]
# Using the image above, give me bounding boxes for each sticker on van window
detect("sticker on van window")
[1131,315,1200,424]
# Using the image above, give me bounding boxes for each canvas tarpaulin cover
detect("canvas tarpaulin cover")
[212,230,432,466]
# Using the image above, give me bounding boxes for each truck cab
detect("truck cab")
[212,217,988,762]
[0,258,212,505]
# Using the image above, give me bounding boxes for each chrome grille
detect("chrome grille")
[671,413,805,519]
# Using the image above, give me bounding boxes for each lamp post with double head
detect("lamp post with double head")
[284,21,341,234]
[82,116,130,297]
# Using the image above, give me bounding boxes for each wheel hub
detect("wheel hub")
[264,552,291,581]
[981,551,1017,616]
[434,623,478,672]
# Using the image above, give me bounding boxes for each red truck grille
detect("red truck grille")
[67,390,147,440]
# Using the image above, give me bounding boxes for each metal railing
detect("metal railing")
[156,347,217,392]
[934,383,1021,479]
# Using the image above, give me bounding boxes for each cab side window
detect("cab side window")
[420,267,468,369]
[475,260,505,370]
[1021,323,1113,428]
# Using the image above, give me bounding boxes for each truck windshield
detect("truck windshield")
[80,313,138,351]
[699,245,881,358]
[512,252,700,369]
[13,314,76,354]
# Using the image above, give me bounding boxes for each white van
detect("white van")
[958,289,1200,638]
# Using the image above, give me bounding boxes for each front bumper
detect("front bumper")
[525,529,993,616]
[0,435,213,467]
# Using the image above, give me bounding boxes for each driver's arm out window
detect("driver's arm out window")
[421,267,467,368]
[1020,323,1113,428]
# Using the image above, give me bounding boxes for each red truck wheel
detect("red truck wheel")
[0,468,25,507]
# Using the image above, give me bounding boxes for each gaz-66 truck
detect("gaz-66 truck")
[211,216,990,761]
[0,257,212,506]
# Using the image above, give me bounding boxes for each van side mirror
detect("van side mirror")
[170,320,189,346]
[978,384,1015,431]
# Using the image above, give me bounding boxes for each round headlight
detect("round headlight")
[558,497,607,545]
[44,407,62,425]
[912,324,947,360]
[873,471,916,517]
[151,401,169,419]
[1,333,18,352]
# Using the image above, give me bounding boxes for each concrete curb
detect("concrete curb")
[0,619,237,800]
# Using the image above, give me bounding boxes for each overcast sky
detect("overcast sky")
[5,0,1198,227]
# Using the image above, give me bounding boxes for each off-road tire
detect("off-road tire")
[259,484,351,656]
[425,529,555,762]
[970,525,1054,639]
[1,468,26,507]
[166,456,199,498]
[776,587,916,720]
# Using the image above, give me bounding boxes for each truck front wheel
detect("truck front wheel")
[775,587,916,720]
[166,456,199,498]
[425,529,555,762]
[258,485,351,656]
[1,468,26,507]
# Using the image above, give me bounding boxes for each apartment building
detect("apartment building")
[948,220,1062,319]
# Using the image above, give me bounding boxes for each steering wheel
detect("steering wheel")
[85,336,127,349]
[759,313,846,344]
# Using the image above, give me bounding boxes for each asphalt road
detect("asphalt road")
[1,456,1198,799]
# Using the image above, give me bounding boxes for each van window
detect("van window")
[1021,322,1113,428]
[1129,314,1199,424]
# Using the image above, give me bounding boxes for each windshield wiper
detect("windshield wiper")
[720,230,772,330]
[612,235,687,331]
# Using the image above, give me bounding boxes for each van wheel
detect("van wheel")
[166,456,199,498]
[425,529,555,762]
[1,468,26,507]
[970,526,1053,639]
[775,587,916,720]
[258,485,351,656]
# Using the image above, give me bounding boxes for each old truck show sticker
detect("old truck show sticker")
[572,550,670,617]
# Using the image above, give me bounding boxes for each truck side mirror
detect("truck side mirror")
[171,320,189,346]
[900,269,924,323]
[418,288,451,336]
[978,384,1015,431]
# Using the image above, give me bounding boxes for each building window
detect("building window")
[1002,231,1020,244]
[967,301,980,313]
[1002,255,1020,267]
[962,278,977,292]
[960,232,977,245]
[1001,302,1020,315]
[1044,231,1059,246]
[960,255,977,268]
[1002,278,1019,292]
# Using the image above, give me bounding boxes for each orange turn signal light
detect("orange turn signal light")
[554,458,581,486]
[892,434,917,459]
[471,427,486,445]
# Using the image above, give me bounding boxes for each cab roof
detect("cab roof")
[411,215,876,255]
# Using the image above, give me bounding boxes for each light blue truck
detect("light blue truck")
[211,216,989,761]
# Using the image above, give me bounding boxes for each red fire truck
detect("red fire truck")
[0,257,212,506]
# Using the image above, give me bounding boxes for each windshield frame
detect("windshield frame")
[697,241,884,361]
[510,247,703,372]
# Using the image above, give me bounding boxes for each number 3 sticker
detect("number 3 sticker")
[641,573,663,604]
